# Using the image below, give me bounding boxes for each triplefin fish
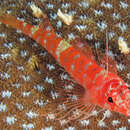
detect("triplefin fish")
[0,14,129,119]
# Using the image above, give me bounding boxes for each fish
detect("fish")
[0,14,129,120]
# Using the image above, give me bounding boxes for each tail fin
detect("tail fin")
[0,14,33,36]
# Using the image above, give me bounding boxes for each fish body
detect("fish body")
[0,14,129,117]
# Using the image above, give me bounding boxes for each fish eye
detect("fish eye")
[108,97,113,103]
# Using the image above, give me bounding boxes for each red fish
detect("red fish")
[0,14,129,118]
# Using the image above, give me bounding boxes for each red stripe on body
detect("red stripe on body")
[85,64,103,86]
[30,26,62,59]
[60,47,79,72]
[59,46,102,89]
[31,27,43,40]
[21,22,34,36]
[41,32,62,59]
[70,53,91,86]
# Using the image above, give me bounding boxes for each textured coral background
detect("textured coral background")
[0,0,129,130]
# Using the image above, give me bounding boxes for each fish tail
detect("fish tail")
[0,14,63,60]
[0,14,33,36]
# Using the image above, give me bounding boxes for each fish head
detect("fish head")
[103,79,130,116]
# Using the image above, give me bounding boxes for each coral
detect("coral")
[0,0,129,130]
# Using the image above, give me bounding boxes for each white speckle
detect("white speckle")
[68,11,77,16]
[43,39,47,44]
[127,73,130,80]
[91,110,98,116]
[47,3,54,9]
[97,21,107,31]
[0,102,7,112]
[103,110,111,118]
[17,17,24,22]
[95,42,101,49]
[116,63,125,71]
[3,42,13,49]
[112,13,120,20]
[71,95,78,101]
[108,32,115,39]
[112,120,120,126]
[6,116,17,125]
[59,119,68,125]
[75,24,87,31]
[68,33,75,40]
[20,50,28,57]
[10,3,16,7]
[7,9,12,14]
[0,53,11,59]
[118,127,127,130]
[80,15,87,21]
[50,91,59,99]
[50,13,57,19]
[86,33,93,40]
[65,84,73,90]
[21,9,26,14]
[17,66,24,72]
[16,29,22,33]
[78,1,89,8]
[58,104,66,110]
[0,72,10,79]
[72,109,80,117]
[34,84,44,92]
[98,120,106,127]
[94,10,103,16]
[56,32,62,37]
[27,1,33,6]
[128,119,130,123]
[108,50,114,59]
[80,120,89,126]
[31,42,38,47]
[46,113,55,121]
[60,73,69,80]
[42,126,53,130]
[34,99,48,107]
[40,50,47,57]
[26,110,38,119]
[120,1,128,9]
[116,23,127,32]
[22,92,31,97]
[101,2,113,9]
[5,62,12,67]
[19,37,26,43]
[22,123,35,129]
[15,103,24,111]
[45,76,54,84]
[65,126,76,130]
[20,75,30,81]
[61,3,70,8]
[1,90,12,98]
[0,33,6,37]
[56,20,62,28]
[12,83,21,89]
[46,64,55,71]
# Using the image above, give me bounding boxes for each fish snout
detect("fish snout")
[115,93,130,116]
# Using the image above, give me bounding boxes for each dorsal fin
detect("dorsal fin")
[95,49,117,74]
[70,37,96,63]
[70,37,117,74]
